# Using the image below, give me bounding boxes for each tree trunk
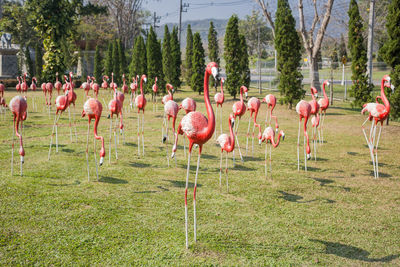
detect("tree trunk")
[309,56,321,91]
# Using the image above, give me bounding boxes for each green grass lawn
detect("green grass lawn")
[0,86,399,265]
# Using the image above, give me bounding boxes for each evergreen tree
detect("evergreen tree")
[191,32,205,94]
[162,25,173,84]
[239,34,250,88]
[147,26,165,93]
[274,0,304,109]
[224,15,241,99]
[380,0,400,119]
[83,39,90,78]
[170,26,182,88]
[112,39,121,84]
[339,33,347,61]
[185,24,193,84]
[24,46,34,78]
[104,42,113,76]
[348,0,372,108]
[129,35,147,79]
[208,21,220,89]
[331,44,339,70]
[118,39,127,75]
[94,45,103,83]
[34,42,43,83]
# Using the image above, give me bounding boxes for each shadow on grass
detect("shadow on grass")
[306,166,321,172]
[61,148,74,153]
[48,180,81,186]
[347,151,359,156]
[313,178,334,186]
[243,155,263,162]
[233,164,256,171]
[129,162,152,168]
[99,176,128,184]
[278,191,316,203]
[368,171,392,178]
[164,179,202,188]
[125,142,137,147]
[134,186,169,194]
[310,239,399,262]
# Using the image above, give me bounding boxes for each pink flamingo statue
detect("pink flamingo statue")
[318,80,330,144]
[258,126,285,179]
[309,87,320,161]
[91,77,100,99]
[214,77,225,138]
[262,94,279,130]
[54,72,62,95]
[361,75,392,178]
[163,96,179,167]
[296,99,312,171]
[82,97,105,181]
[9,95,27,176]
[171,62,218,249]
[179,97,197,157]
[246,96,261,156]
[82,76,91,98]
[152,77,158,112]
[21,73,28,96]
[161,83,174,142]
[30,77,37,111]
[232,85,248,163]
[130,75,138,110]
[135,74,147,157]
[107,83,124,163]
[216,114,235,192]
[16,77,21,94]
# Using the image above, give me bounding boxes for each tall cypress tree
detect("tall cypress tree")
[162,25,173,84]
[94,45,103,83]
[339,33,347,60]
[129,35,147,79]
[239,34,250,88]
[191,32,205,94]
[185,24,194,85]
[224,15,241,99]
[112,40,121,84]
[348,0,372,108]
[25,46,34,78]
[170,26,182,88]
[208,21,220,90]
[35,42,43,83]
[380,0,400,120]
[104,42,113,76]
[275,0,303,109]
[83,39,90,77]
[118,39,127,75]
[147,26,164,93]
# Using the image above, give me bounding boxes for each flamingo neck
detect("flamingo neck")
[23,74,26,83]
[140,76,144,96]
[380,78,390,110]
[228,119,235,151]
[220,81,224,95]
[15,116,24,156]
[203,70,215,140]
[239,86,243,102]
[271,132,282,148]
[168,87,173,100]
[93,116,105,157]
[322,82,328,100]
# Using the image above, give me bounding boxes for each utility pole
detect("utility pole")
[367,0,375,85]
[153,12,161,29]
[257,26,261,94]
[178,0,189,45]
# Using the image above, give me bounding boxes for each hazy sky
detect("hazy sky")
[142,0,259,24]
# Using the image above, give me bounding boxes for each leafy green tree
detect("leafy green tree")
[339,34,348,61]
[191,32,205,94]
[83,39,90,78]
[35,43,43,83]
[24,47,34,78]
[224,15,241,99]
[170,26,182,88]
[380,0,400,119]
[275,0,304,109]
[331,44,339,70]
[112,40,121,84]
[147,26,164,93]
[104,42,113,76]
[129,35,147,79]
[239,34,250,88]
[162,25,173,84]
[185,24,194,84]
[94,45,103,83]
[208,21,220,90]
[348,0,372,108]
[118,39,127,75]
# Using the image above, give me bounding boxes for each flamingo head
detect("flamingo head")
[229,113,235,129]
[261,96,266,103]
[19,146,25,163]
[142,74,147,83]
[207,62,219,79]
[311,87,318,98]
[178,104,183,110]
[155,77,158,82]
[99,147,105,166]
[221,77,225,84]
[241,86,248,98]
[32,77,37,83]
[383,75,391,83]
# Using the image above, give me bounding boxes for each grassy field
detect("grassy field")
[0,86,399,265]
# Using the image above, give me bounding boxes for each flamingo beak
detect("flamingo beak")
[100,157,104,166]
[307,153,311,160]
[20,156,24,163]
[144,78,147,83]
[391,84,395,93]
[282,132,285,141]
[211,67,218,79]
[171,151,175,158]
[245,92,248,98]
[120,129,123,134]
[275,127,279,133]
[259,138,262,145]
[315,93,318,98]
[326,81,330,86]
